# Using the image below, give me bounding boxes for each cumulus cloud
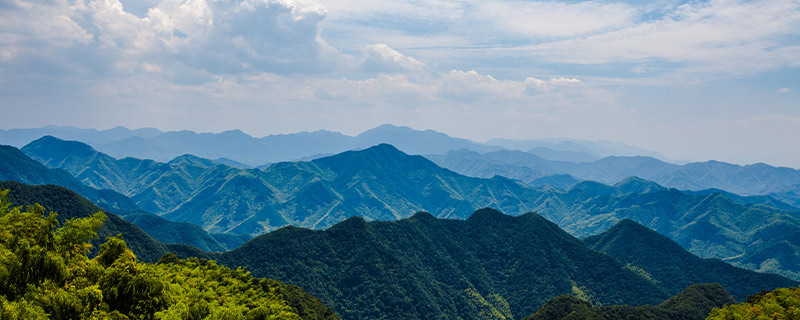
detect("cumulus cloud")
[0,0,346,79]
[360,44,425,73]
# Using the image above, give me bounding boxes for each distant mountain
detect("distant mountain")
[486,137,670,161]
[529,147,599,163]
[217,209,671,320]
[429,149,800,207]
[0,181,170,262]
[528,174,580,190]
[523,284,737,320]
[2,124,504,166]
[353,124,501,154]
[22,137,800,279]
[584,219,797,301]
[0,144,142,214]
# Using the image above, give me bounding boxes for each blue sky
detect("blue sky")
[0,0,798,167]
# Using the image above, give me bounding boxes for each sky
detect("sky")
[0,0,798,167]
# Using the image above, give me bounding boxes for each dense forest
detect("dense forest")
[0,189,337,319]
[523,283,737,320]
[707,286,800,319]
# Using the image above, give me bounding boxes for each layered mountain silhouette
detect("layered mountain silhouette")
[212,209,795,320]
[18,137,800,279]
[216,209,671,319]
[0,145,229,253]
[1,124,501,166]
[584,219,796,301]
[428,149,800,206]
[0,144,141,214]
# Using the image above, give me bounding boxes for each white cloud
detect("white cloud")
[778,88,791,93]
[360,44,425,73]
[520,0,800,77]
[471,0,637,38]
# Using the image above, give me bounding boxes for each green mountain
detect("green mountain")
[522,283,737,320]
[123,213,229,252]
[0,144,141,214]
[0,180,170,262]
[583,219,797,301]
[428,150,800,207]
[216,209,671,320]
[707,286,800,320]
[0,191,338,319]
[20,137,800,279]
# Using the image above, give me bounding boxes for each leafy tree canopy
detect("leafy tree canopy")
[0,189,338,320]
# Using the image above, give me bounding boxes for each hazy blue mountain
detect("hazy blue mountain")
[212,157,254,169]
[22,137,800,279]
[584,219,797,301]
[353,124,501,154]
[486,137,670,160]
[0,125,162,147]
[528,174,580,190]
[529,146,599,162]
[4,124,504,167]
[684,188,798,211]
[217,209,671,320]
[429,149,800,206]
[0,144,142,214]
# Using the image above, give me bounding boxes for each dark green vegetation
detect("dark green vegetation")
[213,208,728,320]
[523,284,736,320]
[706,286,800,319]
[0,190,338,319]
[584,219,798,301]
[0,181,169,262]
[428,149,800,207]
[123,213,229,252]
[19,137,800,279]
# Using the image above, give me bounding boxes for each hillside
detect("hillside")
[583,219,798,301]
[0,181,170,262]
[20,137,800,279]
[123,213,229,252]
[523,284,737,320]
[0,193,338,319]
[428,149,800,207]
[217,209,670,320]
[0,144,141,213]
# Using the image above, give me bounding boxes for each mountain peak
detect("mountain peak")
[22,136,99,162]
[614,176,666,194]
[466,207,507,221]
[168,154,216,167]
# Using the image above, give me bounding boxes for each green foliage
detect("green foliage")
[217,209,669,319]
[706,286,800,320]
[0,181,170,263]
[0,190,338,320]
[524,284,737,320]
[19,136,800,281]
[585,219,797,301]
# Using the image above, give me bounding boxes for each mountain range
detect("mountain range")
[210,209,795,320]
[3,178,793,319]
[0,124,671,166]
[428,149,800,207]
[15,136,800,280]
